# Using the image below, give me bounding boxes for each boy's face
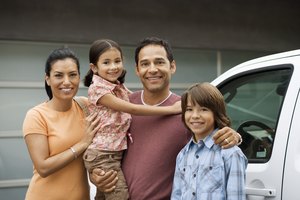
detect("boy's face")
[135,44,176,94]
[184,95,215,142]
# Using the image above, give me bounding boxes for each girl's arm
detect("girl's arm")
[98,93,181,115]
[24,112,100,178]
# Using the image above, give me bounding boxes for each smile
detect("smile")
[146,76,162,81]
[60,88,72,92]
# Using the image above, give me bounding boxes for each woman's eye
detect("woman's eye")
[70,73,78,77]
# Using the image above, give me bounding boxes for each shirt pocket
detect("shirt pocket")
[178,164,196,187]
[198,164,224,193]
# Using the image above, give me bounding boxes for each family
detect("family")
[23,37,247,200]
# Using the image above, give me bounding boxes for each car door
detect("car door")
[213,61,296,200]
[281,76,300,199]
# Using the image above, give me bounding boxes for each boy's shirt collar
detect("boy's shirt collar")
[187,128,219,150]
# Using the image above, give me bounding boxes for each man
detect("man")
[89,37,241,200]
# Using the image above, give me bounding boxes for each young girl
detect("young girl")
[83,39,181,200]
[171,82,247,200]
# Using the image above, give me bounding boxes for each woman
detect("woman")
[23,47,100,200]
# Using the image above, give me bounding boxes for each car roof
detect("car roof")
[212,49,300,86]
[226,49,300,73]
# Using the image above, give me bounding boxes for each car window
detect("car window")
[218,66,292,163]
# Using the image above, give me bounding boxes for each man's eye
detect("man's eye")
[141,63,149,67]
[154,60,165,65]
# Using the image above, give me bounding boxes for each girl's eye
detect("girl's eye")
[186,107,192,111]
[54,74,63,78]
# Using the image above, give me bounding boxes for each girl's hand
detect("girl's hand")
[172,101,182,114]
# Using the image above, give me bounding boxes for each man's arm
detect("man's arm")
[213,127,242,149]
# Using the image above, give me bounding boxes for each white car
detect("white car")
[211,49,300,200]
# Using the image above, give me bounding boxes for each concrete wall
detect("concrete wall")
[0,0,299,51]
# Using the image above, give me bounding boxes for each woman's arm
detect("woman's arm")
[98,93,181,115]
[24,112,100,177]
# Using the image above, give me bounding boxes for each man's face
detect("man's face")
[135,45,176,94]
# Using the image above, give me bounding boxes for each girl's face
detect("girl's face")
[184,95,215,141]
[91,48,124,83]
[45,58,80,101]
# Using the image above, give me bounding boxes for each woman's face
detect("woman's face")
[45,58,80,101]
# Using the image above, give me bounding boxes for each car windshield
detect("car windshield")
[218,66,292,163]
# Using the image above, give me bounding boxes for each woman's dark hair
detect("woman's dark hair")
[45,47,80,100]
[135,37,174,65]
[181,82,231,131]
[83,39,126,87]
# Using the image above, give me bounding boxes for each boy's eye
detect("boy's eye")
[201,107,209,112]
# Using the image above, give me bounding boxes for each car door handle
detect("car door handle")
[246,187,276,197]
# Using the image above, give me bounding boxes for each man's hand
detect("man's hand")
[213,127,242,149]
[89,168,118,193]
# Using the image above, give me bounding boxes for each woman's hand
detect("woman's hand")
[89,168,118,193]
[213,127,242,149]
[81,112,101,148]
